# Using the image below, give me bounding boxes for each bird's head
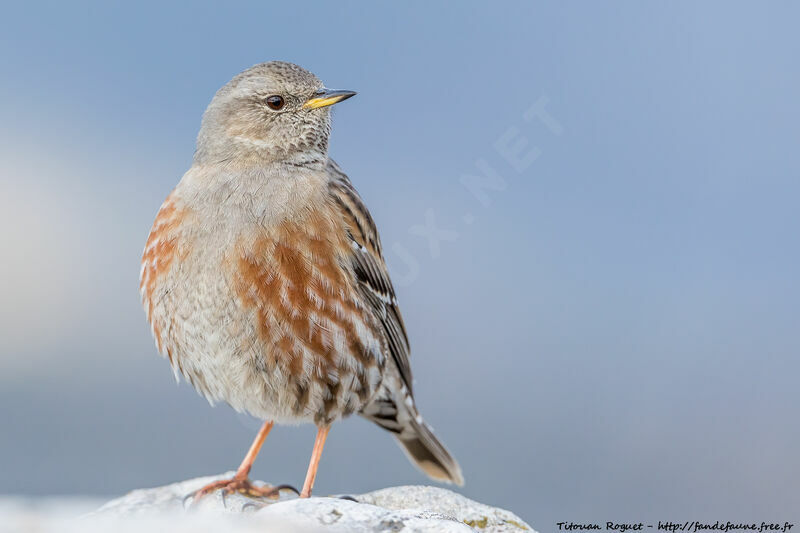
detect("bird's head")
[194,61,355,166]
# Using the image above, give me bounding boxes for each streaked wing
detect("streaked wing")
[327,159,413,394]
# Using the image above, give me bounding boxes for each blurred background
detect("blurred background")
[1,1,799,528]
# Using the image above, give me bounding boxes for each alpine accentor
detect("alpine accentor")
[139,61,463,498]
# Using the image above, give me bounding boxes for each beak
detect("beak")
[303,88,357,109]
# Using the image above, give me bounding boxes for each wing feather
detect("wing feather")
[327,160,413,393]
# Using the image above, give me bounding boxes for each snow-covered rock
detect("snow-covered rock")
[83,472,534,532]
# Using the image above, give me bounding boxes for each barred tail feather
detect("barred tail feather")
[362,391,464,486]
[397,415,464,486]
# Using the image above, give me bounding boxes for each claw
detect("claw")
[182,492,195,509]
[271,483,300,496]
[220,488,230,508]
[241,501,264,512]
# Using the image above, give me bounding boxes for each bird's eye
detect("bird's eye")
[265,95,285,110]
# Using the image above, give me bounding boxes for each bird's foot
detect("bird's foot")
[186,475,298,505]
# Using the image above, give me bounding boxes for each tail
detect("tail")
[362,388,464,486]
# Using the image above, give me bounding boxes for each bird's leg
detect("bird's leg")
[190,421,297,501]
[300,425,330,498]
[234,419,274,479]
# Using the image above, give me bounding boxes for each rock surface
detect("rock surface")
[84,472,534,532]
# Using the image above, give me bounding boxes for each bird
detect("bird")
[139,61,463,499]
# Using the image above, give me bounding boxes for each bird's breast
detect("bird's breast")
[223,211,387,422]
[140,185,386,423]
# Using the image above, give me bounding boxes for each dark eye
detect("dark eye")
[265,95,285,110]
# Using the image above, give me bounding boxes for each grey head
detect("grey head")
[194,61,355,166]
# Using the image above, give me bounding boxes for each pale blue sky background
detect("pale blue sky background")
[1,1,799,528]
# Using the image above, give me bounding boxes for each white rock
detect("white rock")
[360,485,532,532]
[83,472,535,532]
[256,497,470,532]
